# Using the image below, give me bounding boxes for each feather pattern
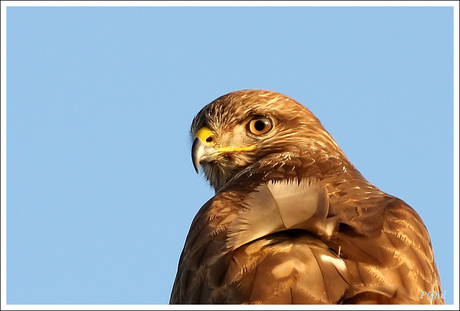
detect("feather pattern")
[171,89,443,304]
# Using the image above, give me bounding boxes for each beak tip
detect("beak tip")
[192,137,203,174]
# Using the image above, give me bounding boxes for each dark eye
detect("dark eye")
[248,116,273,135]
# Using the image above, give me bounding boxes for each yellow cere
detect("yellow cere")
[196,127,215,145]
[196,126,256,152]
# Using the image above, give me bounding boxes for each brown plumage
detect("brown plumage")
[170,89,443,304]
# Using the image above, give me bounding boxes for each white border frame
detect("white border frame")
[1,1,458,310]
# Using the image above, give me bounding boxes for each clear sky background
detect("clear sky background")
[3,3,456,306]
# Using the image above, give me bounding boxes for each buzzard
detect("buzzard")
[170,89,443,304]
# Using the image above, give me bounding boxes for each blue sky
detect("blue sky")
[2,2,457,307]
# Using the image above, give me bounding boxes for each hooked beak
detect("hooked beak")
[191,127,218,173]
[191,137,214,173]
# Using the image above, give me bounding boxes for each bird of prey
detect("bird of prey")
[170,89,443,304]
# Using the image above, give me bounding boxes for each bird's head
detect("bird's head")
[191,89,344,192]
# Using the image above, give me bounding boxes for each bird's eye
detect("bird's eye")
[248,116,273,135]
